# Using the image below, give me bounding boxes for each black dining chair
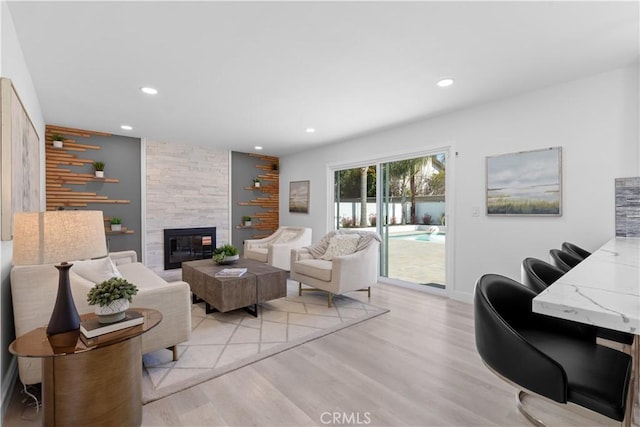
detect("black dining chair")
[561,242,591,260]
[521,257,564,294]
[549,248,582,272]
[521,257,635,348]
[474,274,633,425]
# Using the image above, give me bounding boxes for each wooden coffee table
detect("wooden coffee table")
[182,258,287,317]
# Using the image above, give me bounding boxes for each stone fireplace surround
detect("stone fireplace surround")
[145,140,230,279]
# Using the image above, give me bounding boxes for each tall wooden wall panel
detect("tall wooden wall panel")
[238,154,279,238]
[45,125,130,211]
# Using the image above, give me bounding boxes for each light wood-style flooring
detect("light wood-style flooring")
[3,283,624,426]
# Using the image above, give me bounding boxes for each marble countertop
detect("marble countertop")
[532,237,640,335]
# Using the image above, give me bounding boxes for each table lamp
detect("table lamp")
[12,211,107,352]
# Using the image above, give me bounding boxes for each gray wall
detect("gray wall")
[73,134,142,258]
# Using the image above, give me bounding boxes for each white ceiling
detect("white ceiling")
[7,1,639,156]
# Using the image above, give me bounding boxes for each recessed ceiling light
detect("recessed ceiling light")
[254,146,263,150]
[120,125,133,131]
[437,78,454,88]
[140,87,158,95]
[306,128,316,133]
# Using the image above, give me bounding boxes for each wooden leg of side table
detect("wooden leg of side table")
[43,336,143,427]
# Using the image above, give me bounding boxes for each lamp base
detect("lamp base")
[46,262,81,354]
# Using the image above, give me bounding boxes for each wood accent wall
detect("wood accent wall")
[45,125,131,210]
[238,154,279,238]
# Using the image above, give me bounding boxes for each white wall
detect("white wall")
[0,1,46,418]
[280,65,639,302]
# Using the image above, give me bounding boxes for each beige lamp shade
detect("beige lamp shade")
[12,211,108,266]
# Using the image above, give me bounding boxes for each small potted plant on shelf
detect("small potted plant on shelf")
[51,134,64,148]
[253,177,261,188]
[110,217,122,231]
[87,277,139,324]
[242,215,252,227]
[93,161,105,178]
[213,243,239,265]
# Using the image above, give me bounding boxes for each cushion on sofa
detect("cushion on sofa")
[320,234,361,260]
[294,259,333,281]
[71,257,122,283]
[117,262,176,290]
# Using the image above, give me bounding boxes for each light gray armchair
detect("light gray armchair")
[290,230,381,306]
[243,226,312,271]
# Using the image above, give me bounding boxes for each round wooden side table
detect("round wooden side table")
[9,308,161,427]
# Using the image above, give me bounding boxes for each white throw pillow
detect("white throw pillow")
[71,257,122,284]
[320,234,361,260]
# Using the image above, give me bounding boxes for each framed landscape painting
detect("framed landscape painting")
[486,147,562,216]
[289,180,309,213]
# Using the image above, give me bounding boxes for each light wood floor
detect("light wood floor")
[3,283,624,426]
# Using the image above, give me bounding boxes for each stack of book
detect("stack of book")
[215,268,248,278]
[80,310,144,346]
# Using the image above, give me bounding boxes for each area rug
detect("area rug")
[141,280,388,403]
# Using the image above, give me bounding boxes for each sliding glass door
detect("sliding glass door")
[333,151,447,290]
[380,153,446,288]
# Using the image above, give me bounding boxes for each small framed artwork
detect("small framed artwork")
[289,180,310,213]
[486,147,562,216]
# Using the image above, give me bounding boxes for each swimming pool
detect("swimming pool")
[390,233,446,243]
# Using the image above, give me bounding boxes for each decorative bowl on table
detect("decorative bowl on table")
[215,254,239,265]
[212,244,240,265]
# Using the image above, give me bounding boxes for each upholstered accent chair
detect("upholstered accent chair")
[290,230,381,307]
[243,226,312,271]
[474,274,633,425]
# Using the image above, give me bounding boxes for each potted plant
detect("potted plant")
[213,243,239,265]
[253,177,261,188]
[110,217,122,231]
[242,215,252,227]
[87,277,138,324]
[93,161,105,178]
[422,213,432,225]
[51,134,64,148]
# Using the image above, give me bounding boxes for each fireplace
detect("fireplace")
[164,227,216,270]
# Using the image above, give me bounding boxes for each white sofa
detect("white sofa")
[290,230,381,306]
[10,250,191,386]
[244,226,312,271]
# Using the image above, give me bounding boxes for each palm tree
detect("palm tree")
[388,157,428,223]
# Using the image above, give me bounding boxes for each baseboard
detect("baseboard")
[449,289,473,304]
[1,356,17,422]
